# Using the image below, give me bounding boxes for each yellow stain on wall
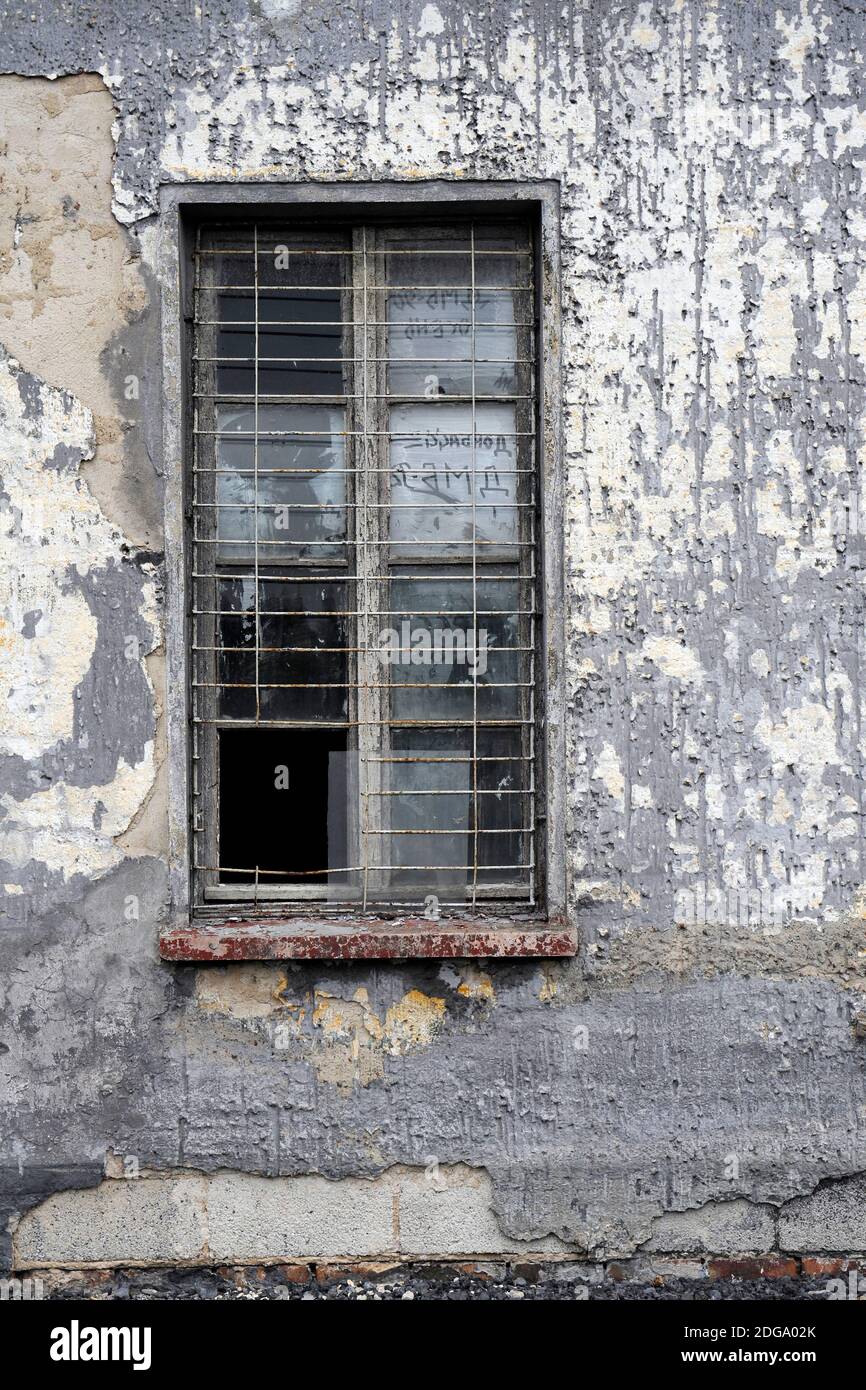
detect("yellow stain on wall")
[382,989,446,1055]
[456,967,496,1004]
[309,986,446,1091]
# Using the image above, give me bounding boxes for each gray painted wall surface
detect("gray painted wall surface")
[1,0,866,1265]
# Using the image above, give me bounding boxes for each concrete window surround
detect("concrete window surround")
[157,180,573,961]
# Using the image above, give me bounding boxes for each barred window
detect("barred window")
[189,214,544,925]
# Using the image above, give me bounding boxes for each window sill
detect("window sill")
[160,917,577,961]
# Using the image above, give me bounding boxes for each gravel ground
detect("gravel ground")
[41,1268,837,1301]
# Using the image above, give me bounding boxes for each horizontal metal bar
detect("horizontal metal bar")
[193,572,532,583]
[197,319,538,328]
[196,247,532,256]
[195,468,534,478]
[193,392,534,402]
[212,328,341,337]
[199,284,530,293]
[196,355,534,365]
[194,608,538,617]
[194,680,532,689]
[193,431,537,440]
[198,890,532,907]
[361,827,532,835]
[364,755,532,763]
[193,717,532,727]
[194,536,533,547]
[195,505,530,517]
[362,788,528,796]
[196,644,532,654]
[195,536,349,546]
[196,863,533,876]
[198,886,532,905]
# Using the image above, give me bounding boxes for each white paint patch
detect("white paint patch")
[752,237,805,382]
[0,352,157,879]
[641,636,704,684]
[1,747,155,880]
[592,742,625,811]
[417,3,445,36]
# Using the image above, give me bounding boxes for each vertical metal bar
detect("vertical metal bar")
[192,225,202,903]
[470,224,479,909]
[345,233,361,905]
[361,226,370,912]
[253,224,261,910]
[527,294,537,907]
[253,223,261,728]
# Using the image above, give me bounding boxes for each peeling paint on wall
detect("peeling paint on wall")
[0,348,158,883]
[2,0,866,1268]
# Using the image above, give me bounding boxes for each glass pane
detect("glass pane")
[387,241,521,396]
[389,403,520,551]
[210,247,344,397]
[385,241,523,289]
[204,245,343,291]
[214,404,347,561]
[214,315,254,394]
[325,749,471,903]
[257,350,342,399]
[378,748,471,898]
[256,245,343,291]
[387,327,518,398]
[390,727,528,888]
[384,572,521,721]
[386,239,522,397]
[217,575,347,722]
[260,577,347,722]
[204,284,343,330]
[385,229,529,397]
[216,575,256,720]
[205,249,256,290]
[206,289,253,323]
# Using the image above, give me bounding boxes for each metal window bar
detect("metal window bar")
[191,220,538,912]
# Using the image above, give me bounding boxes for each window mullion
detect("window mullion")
[353,226,388,906]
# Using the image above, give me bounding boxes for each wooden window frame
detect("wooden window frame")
[158,181,572,961]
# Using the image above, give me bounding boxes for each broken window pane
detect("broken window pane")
[219,728,348,884]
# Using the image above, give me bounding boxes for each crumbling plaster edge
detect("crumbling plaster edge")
[8,1162,866,1273]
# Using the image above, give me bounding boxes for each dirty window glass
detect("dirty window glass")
[191,219,537,915]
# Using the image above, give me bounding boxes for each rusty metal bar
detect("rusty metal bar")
[199,244,532,251]
[194,354,537,365]
[196,860,533,876]
[196,319,538,328]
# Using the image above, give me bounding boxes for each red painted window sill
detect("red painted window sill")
[160,917,577,961]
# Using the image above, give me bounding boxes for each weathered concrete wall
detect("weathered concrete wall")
[2,0,866,1269]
